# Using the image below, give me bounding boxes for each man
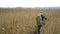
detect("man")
[36,11,47,34]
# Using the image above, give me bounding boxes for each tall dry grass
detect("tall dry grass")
[0,8,60,34]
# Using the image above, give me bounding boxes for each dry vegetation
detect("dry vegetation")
[0,8,60,34]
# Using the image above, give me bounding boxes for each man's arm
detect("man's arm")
[41,15,47,20]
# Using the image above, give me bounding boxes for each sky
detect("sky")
[0,0,60,8]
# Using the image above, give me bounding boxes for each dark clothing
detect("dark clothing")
[38,21,43,34]
[38,25,42,34]
[41,15,47,21]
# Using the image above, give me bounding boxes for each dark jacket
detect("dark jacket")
[41,15,47,20]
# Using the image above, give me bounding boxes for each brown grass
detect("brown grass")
[0,8,60,34]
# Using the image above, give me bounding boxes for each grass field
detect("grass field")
[0,8,60,34]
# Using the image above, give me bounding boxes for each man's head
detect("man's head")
[40,11,43,15]
[37,11,43,16]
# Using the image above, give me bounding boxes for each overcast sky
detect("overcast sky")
[0,0,60,8]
